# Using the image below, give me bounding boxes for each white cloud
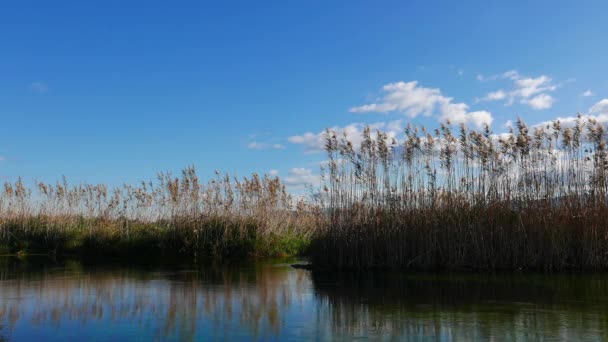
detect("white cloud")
[478,89,507,102]
[349,81,442,116]
[478,71,557,110]
[29,82,48,94]
[512,75,556,99]
[581,89,593,97]
[534,114,608,130]
[590,99,608,114]
[247,142,285,150]
[289,120,403,153]
[527,94,554,110]
[504,120,513,128]
[283,168,320,189]
[268,169,279,176]
[502,70,520,80]
[532,99,608,129]
[457,69,464,76]
[349,81,493,128]
[287,132,326,153]
[465,111,493,128]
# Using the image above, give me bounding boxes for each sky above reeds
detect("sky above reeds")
[1,0,608,190]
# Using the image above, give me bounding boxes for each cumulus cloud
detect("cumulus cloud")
[349,81,493,128]
[247,142,285,150]
[287,132,326,153]
[527,94,555,110]
[590,99,608,115]
[581,89,593,97]
[349,81,441,116]
[466,111,493,127]
[532,99,608,129]
[512,75,556,99]
[479,90,507,101]
[283,168,320,189]
[478,71,557,110]
[288,120,403,153]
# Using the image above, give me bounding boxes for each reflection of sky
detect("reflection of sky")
[2,259,608,341]
[1,262,318,341]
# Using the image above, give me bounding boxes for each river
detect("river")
[1,257,608,341]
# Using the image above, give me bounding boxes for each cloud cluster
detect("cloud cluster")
[288,120,403,153]
[349,81,493,128]
[283,168,320,189]
[590,99,608,114]
[276,73,600,195]
[478,70,557,110]
[533,98,608,128]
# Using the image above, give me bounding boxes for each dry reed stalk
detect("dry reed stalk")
[311,116,608,271]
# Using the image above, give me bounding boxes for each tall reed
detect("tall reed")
[311,116,608,270]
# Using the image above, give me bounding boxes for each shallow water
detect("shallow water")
[1,257,608,341]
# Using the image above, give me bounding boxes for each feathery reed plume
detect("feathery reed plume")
[0,166,317,258]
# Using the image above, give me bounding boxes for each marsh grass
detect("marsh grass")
[0,167,317,259]
[311,115,608,270]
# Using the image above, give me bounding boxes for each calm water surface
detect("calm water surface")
[1,257,608,341]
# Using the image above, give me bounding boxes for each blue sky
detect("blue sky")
[2,0,608,189]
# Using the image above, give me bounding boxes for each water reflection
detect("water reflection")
[2,257,608,341]
[312,271,608,340]
[0,258,312,341]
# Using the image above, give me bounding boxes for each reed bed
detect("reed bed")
[311,115,608,270]
[0,166,318,258]
[4,115,608,270]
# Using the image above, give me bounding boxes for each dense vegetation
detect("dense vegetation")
[3,116,608,270]
[0,167,318,259]
[312,115,608,270]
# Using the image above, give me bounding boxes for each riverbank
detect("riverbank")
[0,216,311,260]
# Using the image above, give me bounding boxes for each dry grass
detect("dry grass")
[0,166,318,259]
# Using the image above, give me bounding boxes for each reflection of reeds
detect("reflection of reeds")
[0,258,311,340]
[312,117,608,270]
[0,167,318,258]
[311,271,608,340]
